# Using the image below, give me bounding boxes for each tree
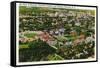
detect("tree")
[28,39,56,61]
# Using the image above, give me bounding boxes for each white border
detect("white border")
[16,3,19,65]
[16,3,97,66]
[19,3,96,10]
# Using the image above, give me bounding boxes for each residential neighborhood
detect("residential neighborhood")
[19,6,96,62]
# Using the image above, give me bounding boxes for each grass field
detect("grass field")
[19,44,29,49]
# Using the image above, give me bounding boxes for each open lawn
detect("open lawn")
[19,44,29,49]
